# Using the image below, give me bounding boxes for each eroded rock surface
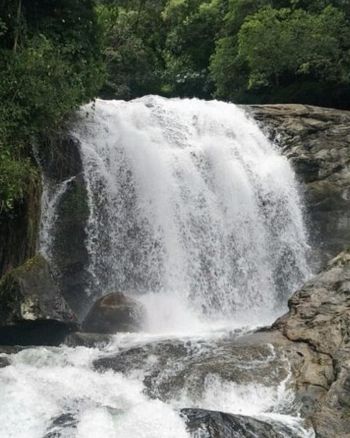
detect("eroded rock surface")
[247,104,350,265]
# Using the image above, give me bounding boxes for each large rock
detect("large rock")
[0,254,77,345]
[246,104,350,266]
[181,408,299,438]
[271,249,350,437]
[82,292,144,334]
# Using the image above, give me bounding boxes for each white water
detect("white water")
[0,96,314,437]
[76,96,310,325]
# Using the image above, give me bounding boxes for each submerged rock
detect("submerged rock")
[43,413,78,438]
[0,254,77,345]
[0,356,11,368]
[181,408,299,438]
[64,332,113,348]
[82,292,145,334]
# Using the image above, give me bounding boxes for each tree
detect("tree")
[210,3,350,105]
[97,0,167,99]
[162,0,226,97]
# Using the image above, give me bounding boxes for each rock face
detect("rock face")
[39,134,92,319]
[181,408,298,438]
[50,174,91,317]
[247,104,350,266]
[0,254,77,345]
[271,249,350,437]
[82,292,144,334]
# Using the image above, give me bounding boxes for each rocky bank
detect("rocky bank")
[271,249,350,437]
[247,104,350,266]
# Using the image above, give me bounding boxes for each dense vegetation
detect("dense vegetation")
[98,0,350,106]
[1,0,350,212]
[0,0,104,212]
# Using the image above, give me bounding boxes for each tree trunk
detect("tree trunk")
[13,0,22,53]
[134,0,146,32]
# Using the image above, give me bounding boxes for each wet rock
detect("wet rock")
[94,335,288,401]
[181,408,299,438]
[43,413,78,438]
[0,356,11,368]
[38,134,92,319]
[64,332,113,348]
[51,174,91,318]
[0,254,78,345]
[247,104,350,266]
[82,292,144,334]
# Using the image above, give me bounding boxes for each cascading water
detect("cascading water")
[0,96,314,438]
[76,96,310,326]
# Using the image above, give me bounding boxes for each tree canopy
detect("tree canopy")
[96,0,350,106]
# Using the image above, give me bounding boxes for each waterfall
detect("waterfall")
[1,96,315,438]
[73,96,310,324]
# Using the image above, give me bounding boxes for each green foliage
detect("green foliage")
[210,1,350,104]
[238,6,350,88]
[162,0,225,97]
[0,0,104,213]
[97,1,167,99]
[97,0,350,106]
[0,148,36,213]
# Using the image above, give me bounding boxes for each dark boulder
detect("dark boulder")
[181,408,299,438]
[82,292,145,334]
[0,356,11,368]
[0,254,78,345]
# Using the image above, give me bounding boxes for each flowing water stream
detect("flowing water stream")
[0,96,313,437]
